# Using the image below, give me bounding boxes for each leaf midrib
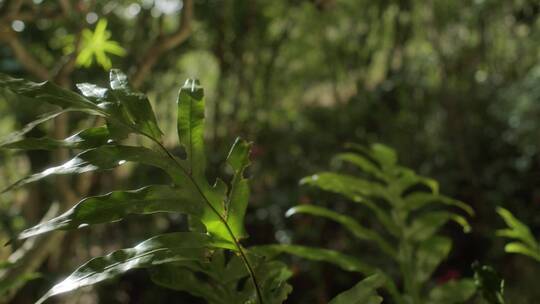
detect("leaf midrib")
[148,138,264,304]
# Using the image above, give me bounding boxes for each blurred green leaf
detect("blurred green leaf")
[333,152,386,181]
[286,205,396,258]
[76,19,126,70]
[0,110,71,147]
[287,143,473,303]
[496,207,540,262]
[405,211,471,242]
[225,138,252,240]
[403,192,474,216]
[428,279,476,304]
[36,232,231,304]
[414,236,452,285]
[3,126,110,150]
[0,271,41,298]
[328,273,385,304]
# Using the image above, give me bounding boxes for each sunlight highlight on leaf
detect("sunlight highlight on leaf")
[76,19,126,70]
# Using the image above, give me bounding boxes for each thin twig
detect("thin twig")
[0,0,49,80]
[5,11,62,22]
[0,27,50,80]
[54,21,86,86]
[131,0,194,89]
[0,0,24,18]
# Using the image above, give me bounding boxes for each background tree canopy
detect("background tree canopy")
[0,0,539,303]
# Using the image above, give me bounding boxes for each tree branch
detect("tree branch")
[58,0,71,17]
[53,26,85,86]
[0,0,50,81]
[0,26,49,80]
[2,10,63,22]
[0,0,24,18]
[131,0,194,89]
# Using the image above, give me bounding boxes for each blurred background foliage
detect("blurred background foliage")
[0,0,539,303]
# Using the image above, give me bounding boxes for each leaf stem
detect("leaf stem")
[150,138,264,304]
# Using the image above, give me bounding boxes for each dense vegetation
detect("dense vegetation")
[0,0,539,303]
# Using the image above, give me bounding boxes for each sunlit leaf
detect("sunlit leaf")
[503,242,540,261]
[36,232,231,304]
[225,138,252,239]
[106,70,163,139]
[18,185,203,239]
[0,74,102,112]
[2,126,111,150]
[2,72,282,304]
[2,145,181,193]
[177,78,207,179]
[174,79,241,244]
[75,19,126,70]
[496,207,539,260]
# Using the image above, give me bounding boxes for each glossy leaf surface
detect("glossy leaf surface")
[2,145,179,193]
[18,185,203,239]
[106,70,163,138]
[224,138,252,239]
[0,74,102,111]
[177,78,206,179]
[3,126,111,150]
[36,232,228,304]
[0,72,275,303]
